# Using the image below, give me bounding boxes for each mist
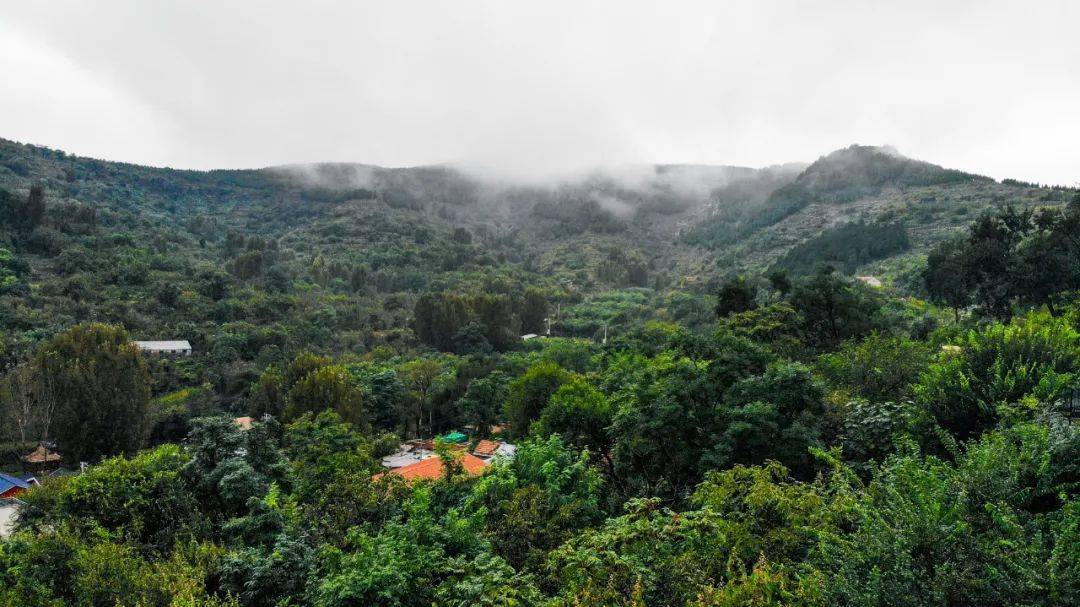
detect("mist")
[1,1,1078,184]
[274,163,378,191]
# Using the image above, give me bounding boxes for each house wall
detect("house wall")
[0,487,25,500]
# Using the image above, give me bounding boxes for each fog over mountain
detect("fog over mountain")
[1,1,1079,184]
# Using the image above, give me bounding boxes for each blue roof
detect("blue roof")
[0,473,31,494]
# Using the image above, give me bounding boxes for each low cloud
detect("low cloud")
[273,163,377,191]
[0,2,1078,184]
[590,192,635,219]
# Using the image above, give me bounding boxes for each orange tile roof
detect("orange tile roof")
[234,416,254,431]
[472,439,502,457]
[374,453,489,482]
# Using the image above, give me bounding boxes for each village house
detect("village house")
[380,437,461,467]
[373,452,489,483]
[376,432,518,483]
[0,473,37,500]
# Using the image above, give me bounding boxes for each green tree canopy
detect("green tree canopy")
[715,275,758,317]
[34,323,151,462]
[286,365,367,429]
[537,376,614,467]
[503,361,571,439]
[458,371,508,438]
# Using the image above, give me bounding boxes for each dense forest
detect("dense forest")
[772,221,911,276]
[1,137,1080,606]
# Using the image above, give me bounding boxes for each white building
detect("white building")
[134,340,192,356]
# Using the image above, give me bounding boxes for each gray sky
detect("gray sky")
[1,1,1077,184]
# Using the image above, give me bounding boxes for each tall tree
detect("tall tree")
[924,236,973,322]
[285,365,367,429]
[347,363,406,432]
[413,292,471,351]
[538,376,615,469]
[470,293,519,350]
[24,185,46,228]
[0,363,35,445]
[519,288,549,335]
[715,275,758,317]
[504,362,571,439]
[283,352,332,391]
[1009,206,1080,316]
[789,267,880,348]
[34,323,151,462]
[767,267,792,296]
[459,371,508,437]
[965,208,1028,320]
[399,358,452,438]
[249,366,286,418]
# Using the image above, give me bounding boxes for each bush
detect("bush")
[915,312,1080,439]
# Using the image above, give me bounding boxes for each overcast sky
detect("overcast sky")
[1,1,1077,184]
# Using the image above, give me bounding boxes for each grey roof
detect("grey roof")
[381,444,436,469]
[134,340,191,351]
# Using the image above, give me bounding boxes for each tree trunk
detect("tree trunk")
[1047,298,1059,317]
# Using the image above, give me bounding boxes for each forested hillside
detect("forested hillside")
[2,137,1080,605]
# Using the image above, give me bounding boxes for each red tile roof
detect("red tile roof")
[234,416,254,431]
[374,452,489,482]
[472,439,502,457]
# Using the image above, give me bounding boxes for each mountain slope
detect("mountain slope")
[681,145,993,250]
[0,136,1074,372]
[682,145,1075,286]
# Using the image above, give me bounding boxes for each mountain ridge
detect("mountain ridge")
[0,136,1072,296]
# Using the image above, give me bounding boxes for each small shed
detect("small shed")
[22,445,61,469]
